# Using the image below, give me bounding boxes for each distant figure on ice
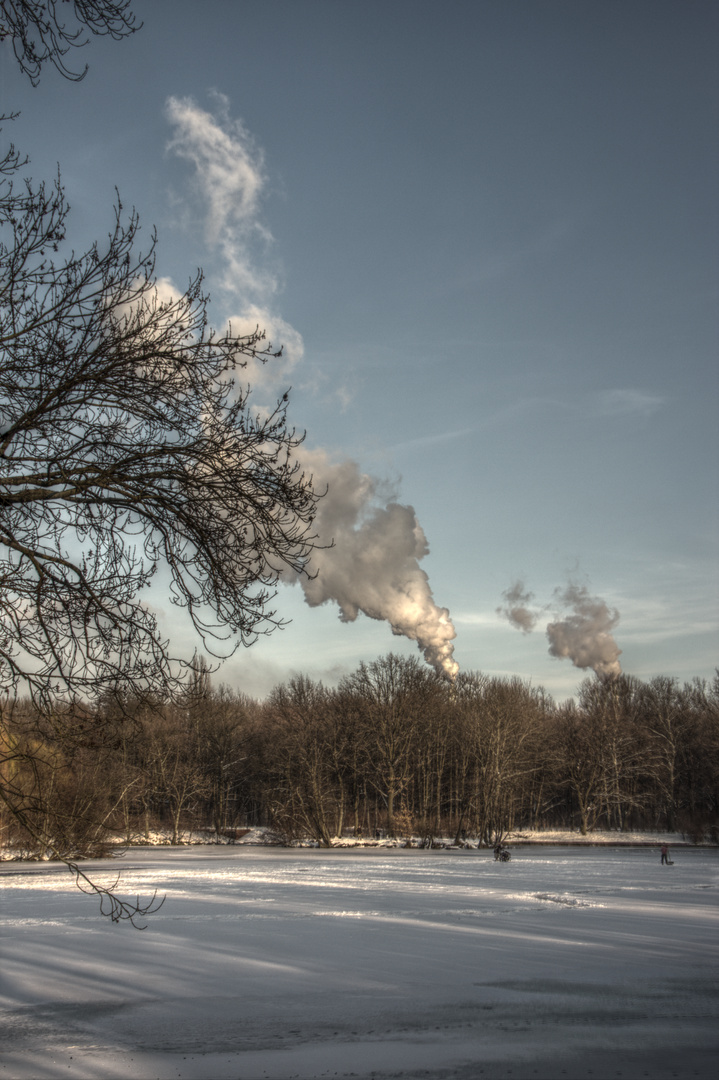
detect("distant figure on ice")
[661,844,670,865]
[494,844,511,862]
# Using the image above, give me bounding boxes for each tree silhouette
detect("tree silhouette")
[0,0,139,84]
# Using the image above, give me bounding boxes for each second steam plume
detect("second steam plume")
[498,579,622,678]
[283,450,459,680]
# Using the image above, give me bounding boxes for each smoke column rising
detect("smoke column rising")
[165,97,458,678]
[497,580,539,633]
[499,578,622,678]
[165,94,304,389]
[284,451,459,680]
[546,583,622,678]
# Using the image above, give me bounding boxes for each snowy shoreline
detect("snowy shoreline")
[3,826,711,862]
[117,826,713,848]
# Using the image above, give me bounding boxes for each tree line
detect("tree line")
[3,654,718,857]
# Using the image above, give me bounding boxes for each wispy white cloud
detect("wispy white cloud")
[614,585,718,644]
[595,388,665,418]
[334,384,354,412]
[475,395,572,432]
[164,93,301,387]
[389,426,476,453]
[469,210,584,287]
[488,390,663,425]
[298,357,357,412]
[425,389,665,445]
[166,93,268,249]
[453,611,501,628]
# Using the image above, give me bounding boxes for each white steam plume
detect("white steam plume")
[284,450,459,680]
[164,96,457,677]
[166,93,268,275]
[165,94,302,387]
[546,584,622,678]
[497,580,538,633]
[499,579,622,678]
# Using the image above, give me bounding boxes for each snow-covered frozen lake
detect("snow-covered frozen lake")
[1,846,717,1079]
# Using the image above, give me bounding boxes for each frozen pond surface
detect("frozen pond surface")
[1,846,717,1079]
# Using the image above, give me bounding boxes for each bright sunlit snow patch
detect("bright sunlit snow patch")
[0,846,717,1079]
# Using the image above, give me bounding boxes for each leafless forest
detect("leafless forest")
[3,654,718,858]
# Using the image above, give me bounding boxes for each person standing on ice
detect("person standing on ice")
[661,844,670,865]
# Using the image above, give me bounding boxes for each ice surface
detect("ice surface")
[1,847,717,1079]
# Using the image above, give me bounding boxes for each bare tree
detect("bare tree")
[0,137,321,909]
[566,676,650,832]
[0,139,319,715]
[195,687,251,839]
[342,654,442,836]
[0,695,163,926]
[142,707,209,845]
[263,677,342,847]
[678,676,719,838]
[451,674,540,846]
[553,699,604,836]
[1,695,127,855]
[635,676,686,832]
[0,0,138,84]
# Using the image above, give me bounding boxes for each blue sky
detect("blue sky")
[2,0,717,700]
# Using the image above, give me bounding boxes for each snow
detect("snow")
[1,846,717,1079]
[91,825,698,849]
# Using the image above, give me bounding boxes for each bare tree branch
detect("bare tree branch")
[0,135,322,904]
[0,0,139,85]
[0,138,321,716]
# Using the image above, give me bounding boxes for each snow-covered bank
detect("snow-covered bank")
[1,847,717,1079]
[31,825,706,852]
[504,827,699,846]
[328,828,697,848]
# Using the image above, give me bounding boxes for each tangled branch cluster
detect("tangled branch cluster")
[0,139,320,712]
[0,0,139,84]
